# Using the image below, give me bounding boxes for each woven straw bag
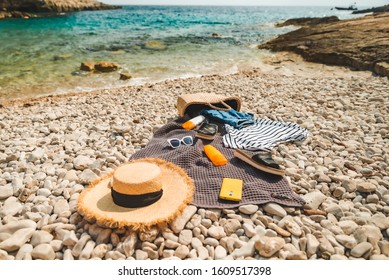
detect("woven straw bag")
[176,93,242,117]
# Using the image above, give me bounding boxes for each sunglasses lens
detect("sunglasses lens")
[169,139,180,148]
[182,136,193,146]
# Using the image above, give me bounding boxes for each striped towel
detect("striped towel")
[223,118,309,151]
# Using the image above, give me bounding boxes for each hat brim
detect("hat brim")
[77,158,194,230]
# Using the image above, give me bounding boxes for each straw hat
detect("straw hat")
[77,158,194,230]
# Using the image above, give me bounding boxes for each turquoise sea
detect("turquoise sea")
[0,5,363,100]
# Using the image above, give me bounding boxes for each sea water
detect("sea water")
[0,5,362,100]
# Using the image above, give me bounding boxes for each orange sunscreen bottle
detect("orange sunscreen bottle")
[204,145,228,166]
[182,115,205,130]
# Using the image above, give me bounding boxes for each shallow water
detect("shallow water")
[0,6,362,100]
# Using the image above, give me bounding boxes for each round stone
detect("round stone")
[263,203,287,217]
[255,236,285,258]
[31,244,56,260]
[238,205,259,215]
[350,242,372,258]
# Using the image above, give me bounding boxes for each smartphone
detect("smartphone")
[219,178,243,202]
[196,122,218,140]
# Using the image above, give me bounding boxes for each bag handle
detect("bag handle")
[207,100,232,111]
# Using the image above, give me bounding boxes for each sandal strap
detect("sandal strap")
[252,153,280,169]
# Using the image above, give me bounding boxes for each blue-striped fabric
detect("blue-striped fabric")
[223,118,309,151]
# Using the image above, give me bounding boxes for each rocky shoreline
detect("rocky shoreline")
[0,59,388,260]
[0,0,119,19]
[353,4,389,14]
[260,12,389,78]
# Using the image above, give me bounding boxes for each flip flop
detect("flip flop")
[234,149,285,176]
[195,122,218,140]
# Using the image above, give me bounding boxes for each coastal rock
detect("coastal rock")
[80,61,120,73]
[255,236,285,258]
[0,228,35,251]
[306,234,320,257]
[135,249,148,260]
[276,16,339,27]
[353,228,368,244]
[335,235,357,249]
[80,62,95,72]
[378,241,389,257]
[338,220,359,235]
[144,40,167,50]
[318,237,335,257]
[284,220,302,236]
[139,227,159,242]
[31,244,56,260]
[120,73,133,80]
[53,199,70,215]
[353,5,389,14]
[197,246,209,260]
[374,62,389,78]
[162,231,178,242]
[362,225,383,245]
[94,62,120,73]
[91,244,108,259]
[0,220,37,234]
[204,237,219,247]
[0,185,13,200]
[79,240,96,260]
[30,231,54,246]
[268,223,291,237]
[78,169,99,184]
[223,219,241,236]
[242,223,257,238]
[330,254,348,260]
[232,240,256,259]
[29,147,45,161]
[281,243,307,260]
[260,13,389,78]
[263,203,287,217]
[165,240,180,249]
[238,205,258,215]
[215,245,227,260]
[342,179,357,192]
[0,0,119,14]
[205,209,222,221]
[62,231,78,247]
[15,244,33,260]
[350,242,373,258]
[302,191,326,210]
[0,10,36,19]
[174,245,189,259]
[63,170,79,182]
[72,235,91,258]
[0,197,23,217]
[208,226,227,240]
[178,230,192,246]
[170,205,197,234]
[356,182,376,193]
[370,214,389,230]
[73,155,94,170]
[50,240,63,252]
[122,232,137,258]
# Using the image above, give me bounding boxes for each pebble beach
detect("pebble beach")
[0,55,388,260]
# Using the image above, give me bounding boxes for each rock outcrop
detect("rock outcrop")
[80,61,120,73]
[259,12,389,78]
[276,16,339,27]
[0,0,119,18]
[353,5,389,14]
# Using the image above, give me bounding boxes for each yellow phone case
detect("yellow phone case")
[219,178,243,202]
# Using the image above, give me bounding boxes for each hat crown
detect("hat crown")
[112,162,162,195]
